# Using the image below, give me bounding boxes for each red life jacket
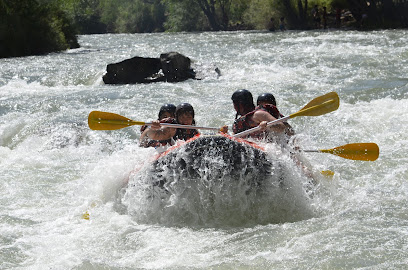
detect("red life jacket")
[174,125,200,141]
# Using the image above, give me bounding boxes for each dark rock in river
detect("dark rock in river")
[160,52,196,82]
[102,56,162,84]
[102,52,199,84]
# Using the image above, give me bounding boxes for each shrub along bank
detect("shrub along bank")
[1,0,407,58]
[0,0,79,58]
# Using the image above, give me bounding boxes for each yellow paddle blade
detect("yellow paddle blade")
[82,202,97,220]
[320,143,379,161]
[88,111,145,130]
[82,211,90,220]
[290,92,340,118]
[321,170,335,178]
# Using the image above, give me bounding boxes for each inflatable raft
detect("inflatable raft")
[142,133,287,190]
[123,133,317,226]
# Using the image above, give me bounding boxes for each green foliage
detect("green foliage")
[98,0,164,33]
[0,0,79,58]
[66,0,107,34]
[229,0,250,23]
[151,1,166,32]
[328,0,347,9]
[97,0,124,32]
[243,0,275,29]
[1,0,407,57]
[163,0,254,31]
[115,1,151,33]
[163,0,208,31]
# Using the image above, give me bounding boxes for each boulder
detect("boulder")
[102,56,163,84]
[102,52,196,84]
[160,52,196,82]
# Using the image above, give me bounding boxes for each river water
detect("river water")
[1,30,407,269]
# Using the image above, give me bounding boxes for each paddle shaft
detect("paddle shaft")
[233,115,289,138]
[145,122,220,131]
[93,118,220,131]
[233,94,339,138]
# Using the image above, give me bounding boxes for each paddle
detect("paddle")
[88,111,220,131]
[321,170,335,177]
[303,143,379,161]
[233,92,340,138]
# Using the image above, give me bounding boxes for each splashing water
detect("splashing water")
[1,30,408,269]
[121,135,316,227]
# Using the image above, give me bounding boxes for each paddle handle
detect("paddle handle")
[233,115,290,138]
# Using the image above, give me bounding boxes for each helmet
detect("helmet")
[257,93,276,106]
[158,103,176,119]
[231,89,253,105]
[175,103,194,119]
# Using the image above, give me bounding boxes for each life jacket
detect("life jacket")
[143,117,200,147]
[232,104,282,138]
[140,125,147,133]
[232,110,256,135]
[141,117,174,148]
[173,121,200,141]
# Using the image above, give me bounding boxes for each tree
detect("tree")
[0,0,79,58]
[195,0,234,30]
[276,0,309,29]
[345,0,408,28]
[243,0,274,30]
[164,0,208,31]
[195,0,222,30]
[163,0,235,31]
